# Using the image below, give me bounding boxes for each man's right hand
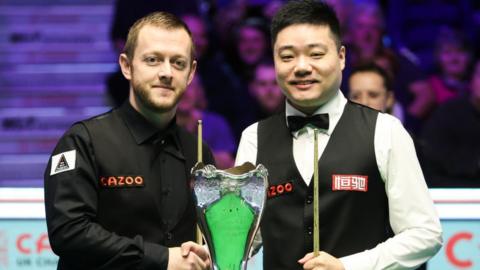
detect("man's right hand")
[167,242,211,270]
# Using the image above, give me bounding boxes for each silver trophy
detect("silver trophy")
[192,162,268,270]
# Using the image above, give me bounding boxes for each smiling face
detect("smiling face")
[273,23,345,114]
[120,24,196,114]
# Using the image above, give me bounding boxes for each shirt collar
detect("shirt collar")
[118,101,180,147]
[285,90,347,136]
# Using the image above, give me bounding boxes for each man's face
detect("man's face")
[438,44,469,79]
[273,24,345,113]
[250,65,284,112]
[348,71,392,112]
[238,26,267,65]
[120,25,196,113]
[350,13,382,55]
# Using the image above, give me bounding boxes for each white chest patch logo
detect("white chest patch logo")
[50,150,76,176]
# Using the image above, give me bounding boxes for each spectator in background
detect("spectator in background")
[213,0,249,46]
[421,58,480,187]
[428,27,473,105]
[177,76,236,169]
[344,2,435,134]
[249,61,285,120]
[348,63,395,114]
[227,17,271,83]
[325,0,353,43]
[261,0,285,20]
[181,13,252,141]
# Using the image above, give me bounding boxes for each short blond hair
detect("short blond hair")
[123,11,195,62]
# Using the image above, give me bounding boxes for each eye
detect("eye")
[144,56,159,65]
[311,52,325,59]
[173,59,187,70]
[279,54,294,62]
[350,93,360,100]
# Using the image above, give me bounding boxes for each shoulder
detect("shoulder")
[78,108,117,127]
[376,112,404,133]
[241,122,259,138]
[348,100,380,114]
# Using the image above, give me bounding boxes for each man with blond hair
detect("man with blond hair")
[44,12,213,270]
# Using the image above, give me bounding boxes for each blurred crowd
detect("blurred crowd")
[106,0,480,187]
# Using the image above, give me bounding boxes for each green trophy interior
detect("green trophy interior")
[205,193,255,270]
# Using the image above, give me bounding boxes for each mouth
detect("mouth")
[289,80,319,89]
[152,85,175,91]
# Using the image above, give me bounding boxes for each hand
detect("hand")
[298,251,345,270]
[167,241,211,270]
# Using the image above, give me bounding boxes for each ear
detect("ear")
[386,91,395,111]
[119,53,132,80]
[187,60,197,85]
[339,46,346,71]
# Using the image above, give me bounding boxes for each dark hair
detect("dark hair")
[434,26,472,53]
[349,63,393,92]
[124,11,195,62]
[271,0,342,49]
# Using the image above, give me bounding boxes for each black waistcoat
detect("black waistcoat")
[257,101,393,270]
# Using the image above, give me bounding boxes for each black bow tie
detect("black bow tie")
[287,114,329,132]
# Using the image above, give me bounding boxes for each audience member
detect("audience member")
[227,17,271,83]
[181,14,251,139]
[348,63,395,113]
[325,0,353,43]
[249,61,285,120]
[177,76,236,169]
[428,27,473,105]
[344,2,434,134]
[421,58,480,187]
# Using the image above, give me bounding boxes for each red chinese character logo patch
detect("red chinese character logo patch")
[332,174,368,192]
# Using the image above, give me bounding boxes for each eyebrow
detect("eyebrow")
[277,43,328,52]
[141,52,188,59]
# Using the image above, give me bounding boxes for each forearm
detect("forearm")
[48,217,168,269]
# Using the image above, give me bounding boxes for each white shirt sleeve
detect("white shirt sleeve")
[339,114,443,270]
[235,123,259,166]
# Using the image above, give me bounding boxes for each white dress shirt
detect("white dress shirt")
[235,91,442,270]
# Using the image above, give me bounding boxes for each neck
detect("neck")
[288,90,338,115]
[289,101,320,115]
[129,95,175,130]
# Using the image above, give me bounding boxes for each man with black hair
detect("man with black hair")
[236,1,442,269]
[348,63,395,113]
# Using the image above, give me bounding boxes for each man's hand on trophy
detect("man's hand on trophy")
[298,251,345,270]
[168,241,212,270]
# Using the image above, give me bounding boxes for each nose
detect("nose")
[358,95,369,106]
[293,56,312,77]
[158,62,173,83]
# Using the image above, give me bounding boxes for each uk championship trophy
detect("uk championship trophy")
[192,121,268,270]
